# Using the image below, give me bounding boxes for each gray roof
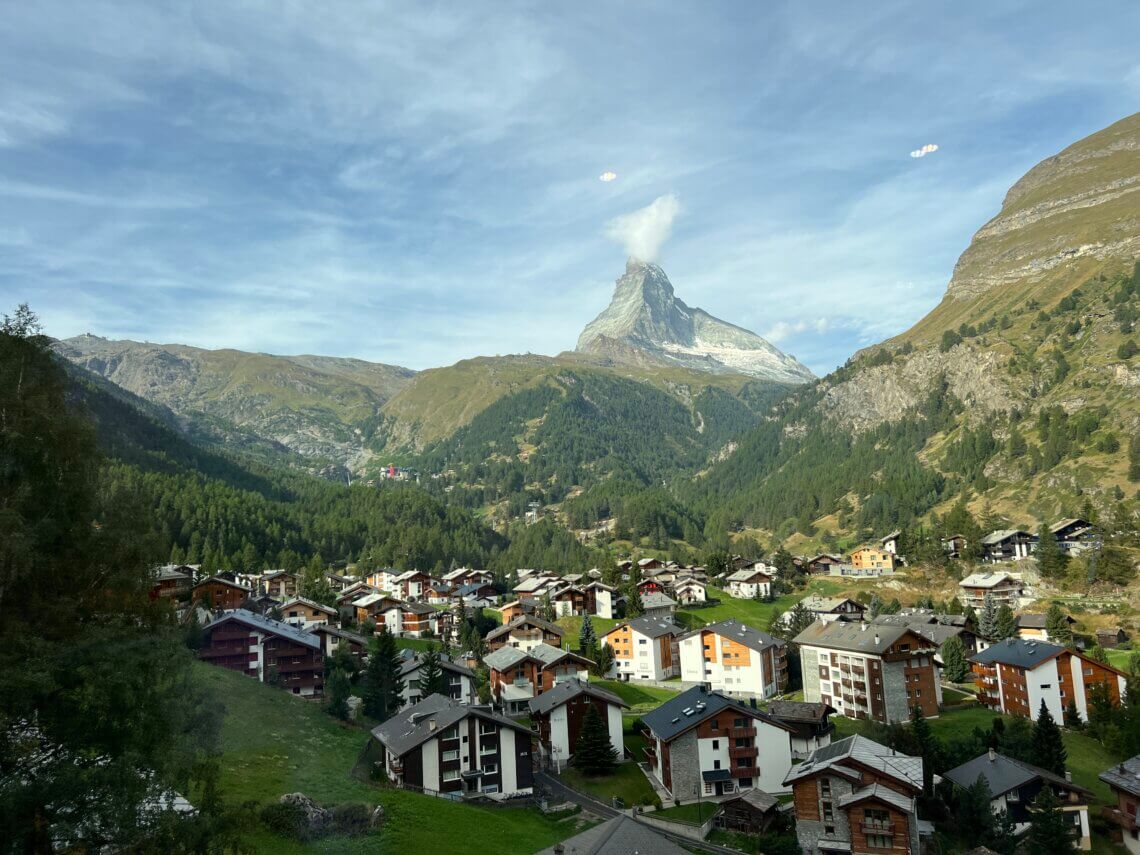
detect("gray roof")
[606,616,683,640]
[970,637,1064,669]
[681,619,785,654]
[837,782,914,813]
[194,576,252,593]
[768,700,833,723]
[154,565,191,582]
[527,679,627,716]
[721,788,779,813]
[979,530,1035,545]
[306,624,369,646]
[794,620,928,655]
[960,571,1018,588]
[944,751,1092,799]
[204,609,320,650]
[483,646,537,671]
[801,595,865,613]
[641,686,790,743]
[533,814,690,855]
[485,615,563,642]
[371,694,526,757]
[640,591,677,610]
[1099,755,1140,798]
[784,735,924,791]
[530,642,585,668]
[398,652,475,679]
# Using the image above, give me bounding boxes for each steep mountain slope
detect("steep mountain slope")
[576,260,815,383]
[53,335,415,474]
[690,113,1140,545]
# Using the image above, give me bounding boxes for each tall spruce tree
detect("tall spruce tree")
[363,628,404,720]
[326,668,351,720]
[1036,523,1068,578]
[1031,700,1067,776]
[941,635,969,683]
[978,592,999,640]
[572,704,618,775]
[994,605,1018,641]
[1045,604,1073,645]
[539,591,557,622]
[910,705,937,797]
[1025,787,1076,854]
[579,613,597,654]
[417,645,448,697]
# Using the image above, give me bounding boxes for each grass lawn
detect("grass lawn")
[394,636,436,652]
[939,686,975,705]
[197,662,579,854]
[591,678,679,710]
[556,614,620,643]
[653,801,719,824]
[559,762,656,808]
[1106,648,1134,672]
[675,578,848,632]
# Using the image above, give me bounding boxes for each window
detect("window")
[738,777,752,788]
[824,825,835,835]
[867,834,891,848]
[819,779,831,796]
[442,749,460,761]
[734,717,747,728]
[713,760,721,770]
[442,770,460,782]
[710,719,719,730]
[712,740,719,749]
[704,783,713,795]
[482,763,498,774]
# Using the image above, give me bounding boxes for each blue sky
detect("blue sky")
[1,2,1137,375]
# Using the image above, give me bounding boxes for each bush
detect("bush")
[330,803,371,836]
[260,802,311,842]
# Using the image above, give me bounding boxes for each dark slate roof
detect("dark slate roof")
[398,652,475,679]
[703,769,733,782]
[641,686,790,743]
[794,620,926,655]
[533,814,691,855]
[194,576,251,593]
[205,609,320,650]
[527,679,628,716]
[1099,756,1140,798]
[784,735,924,790]
[485,614,563,642]
[969,638,1064,669]
[606,616,683,640]
[768,700,834,723]
[681,619,784,654]
[483,646,538,671]
[1015,613,1048,628]
[370,694,527,757]
[306,624,369,646]
[944,751,1092,799]
[722,788,779,812]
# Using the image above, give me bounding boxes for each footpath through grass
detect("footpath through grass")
[197,662,578,854]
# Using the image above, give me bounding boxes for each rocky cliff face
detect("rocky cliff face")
[576,260,815,384]
[53,335,415,470]
[946,112,1140,302]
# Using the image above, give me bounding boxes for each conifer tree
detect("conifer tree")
[869,594,883,619]
[624,580,644,617]
[1031,700,1067,776]
[1045,604,1073,645]
[417,644,448,698]
[978,593,999,640]
[592,642,615,677]
[994,605,1017,641]
[941,635,969,683]
[1025,787,1075,854]
[909,705,937,796]
[1036,523,1068,578]
[326,668,351,720]
[1063,698,1083,730]
[299,555,336,605]
[539,591,557,622]
[579,613,597,654]
[572,704,618,775]
[363,628,405,720]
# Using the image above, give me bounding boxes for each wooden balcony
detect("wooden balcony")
[861,822,895,835]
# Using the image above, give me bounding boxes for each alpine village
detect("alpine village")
[4,9,1140,855]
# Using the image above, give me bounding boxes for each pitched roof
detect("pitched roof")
[527,679,627,716]
[959,571,1018,588]
[800,595,864,613]
[726,567,772,582]
[768,700,834,723]
[979,530,1034,545]
[784,735,924,792]
[398,652,475,679]
[640,591,677,610]
[970,637,1064,669]
[722,788,779,812]
[154,565,192,582]
[485,614,564,641]
[944,750,1093,799]
[193,576,251,593]
[371,694,527,757]
[306,624,369,646]
[682,619,784,654]
[279,596,337,616]
[837,782,914,813]
[641,686,791,743]
[483,646,539,671]
[1100,756,1140,798]
[533,814,690,855]
[204,608,320,650]
[529,642,588,668]
[794,620,928,655]
[604,616,683,640]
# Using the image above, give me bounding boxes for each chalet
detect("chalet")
[365,568,402,591]
[880,530,902,555]
[1016,612,1076,643]
[800,595,866,623]
[306,624,369,662]
[424,582,454,605]
[673,577,708,605]
[785,735,928,855]
[484,643,592,713]
[677,619,787,699]
[715,789,781,835]
[803,554,844,575]
[1097,627,1129,649]
[192,577,251,612]
[260,570,298,600]
[528,680,627,769]
[981,529,1037,562]
[970,638,1128,723]
[583,581,618,618]
[324,571,352,592]
[370,694,534,799]
[636,576,666,596]
[199,609,324,696]
[352,591,401,625]
[442,567,495,588]
[550,585,588,617]
[1099,755,1140,853]
[795,620,942,724]
[512,572,558,600]
[241,592,280,615]
[1052,518,1097,554]
[642,685,794,800]
[450,582,497,608]
[872,611,979,656]
[393,570,432,601]
[484,615,564,652]
[602,616,682,682]
[494,600,535,624]
[959,571,1022,609]
[768,700,836,760]
[725,567,773,599]
[399,650,476,708]
[848,546,898,574]
[942,534,968,559]
[637,557,665,572]
[152,564,193,598]
[640,590,677,619]
[278,596,337,630]
[945,749,1092,847]
[379,601,439,638]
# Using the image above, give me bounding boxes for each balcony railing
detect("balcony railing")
[861,822,895,835]
[729,745,758,759]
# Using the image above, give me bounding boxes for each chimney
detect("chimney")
[750,698,757,709]
[1065,771,1072,782]
[874,634,880,646]
[988,747,996,762]
[428,719,437,731]
[861,623,867,632]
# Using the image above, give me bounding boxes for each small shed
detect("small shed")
[1096,627,1128,648]
[714,789,780,834]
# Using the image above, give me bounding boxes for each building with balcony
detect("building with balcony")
[485,615,565,652]
[768,700,836,760]
[944,748,1092,848]
[399,650,477,708]
[970,638,1128,723]
[1100,755,1140,854]
[528,679,627,769]
[370,694,534,800]
[199,608,325,696]
[980,530,1037,563]
[725,566,774,599]
[278,596,337,630]
[641,685,794,801]
[677,619,787,699]
[602,616,682,682]
[795,621,941,724]
[959,571,1024,609]
[484,642,592,714]
[785,735,929,855]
